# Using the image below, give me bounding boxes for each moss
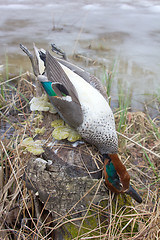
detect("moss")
[67,130,82,142]
[30,94,57,113]
[21,137,44,155]
[63,222,79,239]
[51,119,81,142]
[52,126,70,140]
[51,119,64,127]
[64,210,100,239]
[111,194,139,235]
[82,210,98,232]
[35,127,46,135]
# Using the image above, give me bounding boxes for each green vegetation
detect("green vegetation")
[102,60,117,98]
[117,83,132,133]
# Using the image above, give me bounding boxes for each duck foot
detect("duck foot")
[20,44,38,76]
[51,43,67,60]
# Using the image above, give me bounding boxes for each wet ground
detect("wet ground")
[0,0,160,114]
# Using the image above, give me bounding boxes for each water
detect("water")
[0,0,160,114]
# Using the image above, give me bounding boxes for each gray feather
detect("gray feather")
[48,96,83,128]
[45,52,83,128]
[46,52,80,104]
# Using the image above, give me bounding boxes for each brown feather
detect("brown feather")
[104,154,130,193]
[103,158,121,193]
[109,154,130,192]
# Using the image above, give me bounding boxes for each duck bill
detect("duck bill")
[126,185,142,203]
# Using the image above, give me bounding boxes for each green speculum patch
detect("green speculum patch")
[106,161,121,190]
[41,81,56,96]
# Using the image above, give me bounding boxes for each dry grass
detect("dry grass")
[0,73,159,240]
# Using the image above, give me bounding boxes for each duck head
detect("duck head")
[103,153,142,203]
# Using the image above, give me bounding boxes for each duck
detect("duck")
[20,44,142,203]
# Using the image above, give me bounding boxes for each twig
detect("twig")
[0,72,28,86]
[117,131,160,158]
[0,140,44,239]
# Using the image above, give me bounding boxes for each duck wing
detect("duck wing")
[44,52,83,128]
[46,52,80,104]
[56,58,108,100]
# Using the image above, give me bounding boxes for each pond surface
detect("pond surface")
[0,0,160,115]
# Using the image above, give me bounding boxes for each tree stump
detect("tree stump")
[23,111,110,239]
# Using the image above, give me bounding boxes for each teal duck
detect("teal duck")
[20,44,142,203]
